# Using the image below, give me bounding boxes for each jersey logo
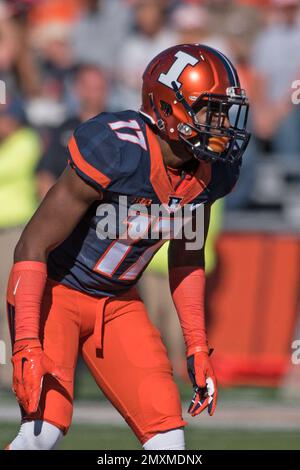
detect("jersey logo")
[168,196,183,211]
[158,51,199,90]
[132,196,153,207]
[190,202,204,211]
[109,119,147,150]
[13,276,21,296]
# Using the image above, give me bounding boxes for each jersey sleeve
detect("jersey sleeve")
[67,118,121,192]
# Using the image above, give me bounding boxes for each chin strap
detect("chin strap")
[148,93,165,131]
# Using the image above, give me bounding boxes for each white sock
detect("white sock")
[143,428,185,450]
[10,420,63,450]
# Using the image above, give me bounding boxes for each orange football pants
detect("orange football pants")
[7,278,187,445]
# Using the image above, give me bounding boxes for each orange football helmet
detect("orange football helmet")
[140,44,250,163]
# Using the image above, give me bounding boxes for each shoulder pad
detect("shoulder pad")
[68,111,148,192]
[68,114,121,191]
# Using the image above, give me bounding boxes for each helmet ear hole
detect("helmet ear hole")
[160,101,172,117]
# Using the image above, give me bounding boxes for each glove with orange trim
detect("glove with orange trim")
[12,338,70,415]
[187,349,217,417]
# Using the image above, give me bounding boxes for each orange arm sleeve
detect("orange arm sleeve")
[9,261,47,341]
[169,266,209,357]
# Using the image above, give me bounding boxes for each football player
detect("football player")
[6,44,250,450]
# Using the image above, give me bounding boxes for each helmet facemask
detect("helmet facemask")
[167,82,251,164]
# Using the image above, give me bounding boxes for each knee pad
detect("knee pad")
[9,420,63,450]
[143,427,185,450]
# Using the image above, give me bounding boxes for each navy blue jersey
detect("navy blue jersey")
[48,110,240,296]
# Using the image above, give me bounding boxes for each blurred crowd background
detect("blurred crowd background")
[0,0,300,395]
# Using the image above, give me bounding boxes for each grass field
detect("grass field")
[1,423,300,450]
[2,365,300,450]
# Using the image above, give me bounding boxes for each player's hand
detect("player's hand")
[187,350,217,417]
[11,338,70,415]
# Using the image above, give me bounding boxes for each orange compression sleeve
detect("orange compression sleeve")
[169,266,209,357]
[9,261,47,341]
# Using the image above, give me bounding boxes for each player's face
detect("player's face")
[192,105,231,155]
[195,106,230,132]
[162,105,231,167]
